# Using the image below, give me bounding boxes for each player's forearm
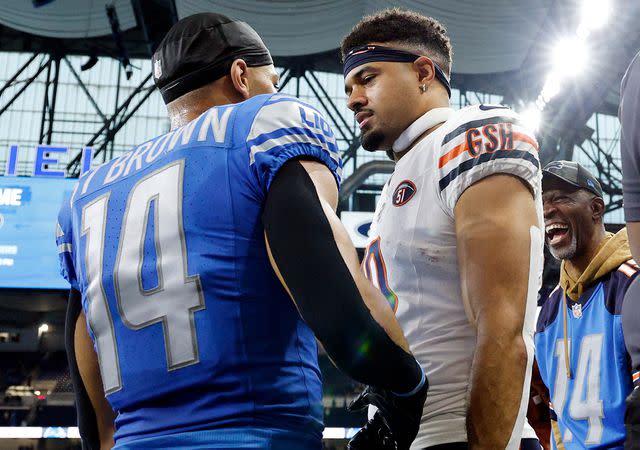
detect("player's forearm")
[300,158,412,354]
[467,329,529,449]
[328,208,412,354]
[316,214,424,392]
[99,430,115,450]
[263,160,423,393]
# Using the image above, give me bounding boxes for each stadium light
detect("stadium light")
[527,0,607,122]
[38,323,49,335]
[521,105,542,132]
[580,0,611,33]
[552,37,588,78]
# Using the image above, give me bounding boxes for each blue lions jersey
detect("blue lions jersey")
[55,93,342,446]
[535,264,638,449]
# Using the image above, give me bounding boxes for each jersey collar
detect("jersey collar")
[392,107,455,153]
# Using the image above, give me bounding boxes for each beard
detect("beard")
[548,233,578,261]
[360,129,387,152]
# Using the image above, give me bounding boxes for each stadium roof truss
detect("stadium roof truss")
[0,0,639,215]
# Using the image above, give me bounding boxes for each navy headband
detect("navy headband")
[343,45,451,98]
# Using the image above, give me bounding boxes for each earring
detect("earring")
[420,84,427,93]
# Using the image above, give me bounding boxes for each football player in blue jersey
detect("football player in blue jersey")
[57,13,427,450]
[536,161,640,449]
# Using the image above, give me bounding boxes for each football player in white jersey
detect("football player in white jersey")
[341,9,545,450]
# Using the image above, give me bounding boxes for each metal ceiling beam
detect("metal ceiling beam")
[536,1,640,165]
[0,52,40,98]
[38,56,61,145]
[0,55,50,117]
[66,72,154,176]
[63,56,108,123]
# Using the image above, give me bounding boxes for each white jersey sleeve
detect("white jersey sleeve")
[435,105,541,216]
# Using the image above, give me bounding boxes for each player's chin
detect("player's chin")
[547,234,577,260]
[360,129,386,152]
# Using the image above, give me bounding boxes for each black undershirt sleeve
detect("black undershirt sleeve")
[65,288,100,450]
[262,159,423,394]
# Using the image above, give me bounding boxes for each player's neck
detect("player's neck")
[167,81,243,130]
[168,98,235,129]
[393,97,451,162]
[393,122,445,162]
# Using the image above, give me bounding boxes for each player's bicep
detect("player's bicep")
[454,174,540,328]
[298,159,338,211]
[262,158,358,299]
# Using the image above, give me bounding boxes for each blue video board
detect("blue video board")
[0,176,76,289]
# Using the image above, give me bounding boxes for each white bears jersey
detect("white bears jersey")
[363,105,544,448]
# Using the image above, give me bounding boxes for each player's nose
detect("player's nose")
[347,85,367,112]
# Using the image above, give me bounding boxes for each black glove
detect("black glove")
[348,412,397,450]
[348,372,428,450]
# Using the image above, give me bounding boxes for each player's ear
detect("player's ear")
[413,56,436,87]
[591,196,605,222]
[229,59,251,100]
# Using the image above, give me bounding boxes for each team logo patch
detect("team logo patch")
[571,303,583,319]
[392,180,416,207]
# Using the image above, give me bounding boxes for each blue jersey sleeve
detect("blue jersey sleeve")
[246,95,342,194]
[56,187,79,291]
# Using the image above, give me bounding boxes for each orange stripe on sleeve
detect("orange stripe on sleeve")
[625,262,640,273]
[438,142,467,169]
[619,264,636,278]
[513,132,539,151]
[438,136,539,169]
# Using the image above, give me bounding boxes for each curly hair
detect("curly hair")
[340,8,453,76]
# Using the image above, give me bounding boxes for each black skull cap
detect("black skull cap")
[152,13,273,104]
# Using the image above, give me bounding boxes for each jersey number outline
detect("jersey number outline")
[81,160,204,394]
[552,334,604,444]
[362,237,398,312]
